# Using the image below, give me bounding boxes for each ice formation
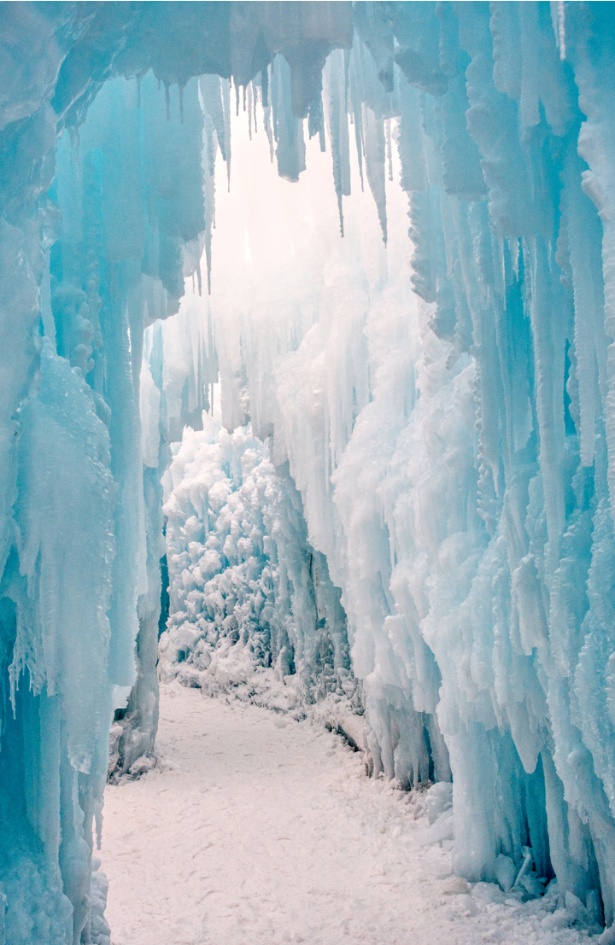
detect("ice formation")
[1,2,615,943]
[160,417,354,716]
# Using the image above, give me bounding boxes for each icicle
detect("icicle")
[200,75,228,161]
[347,38,365,192]
[343,48,351,115]
[270,54,306,183]
[264,102,275,163]
[526,236,567,561]
[562,146,604,467]
[223,78,232,192]
[307,93,324,143]
[200,74,231,194]
[364,105,387,245]
[324,49,351,237]
[205,238,211,296]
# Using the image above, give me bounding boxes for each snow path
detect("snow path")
[101,684,592,945]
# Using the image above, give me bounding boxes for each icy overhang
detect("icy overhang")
[2,6,350,137]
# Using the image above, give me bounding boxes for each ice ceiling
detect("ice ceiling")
[1,3,615,943]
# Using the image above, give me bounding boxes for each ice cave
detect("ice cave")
[1,2,615,943]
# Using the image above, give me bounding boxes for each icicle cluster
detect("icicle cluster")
[159,418,354,715]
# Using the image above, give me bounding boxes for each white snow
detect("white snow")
[100,684,594,945]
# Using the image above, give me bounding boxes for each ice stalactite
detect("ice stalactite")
[324,50,351,237]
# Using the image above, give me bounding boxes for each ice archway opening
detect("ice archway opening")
[151,91,442,776]
[2,4,615,943]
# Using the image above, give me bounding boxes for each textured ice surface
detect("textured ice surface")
[160,417,354,717]
[1,2,615,943]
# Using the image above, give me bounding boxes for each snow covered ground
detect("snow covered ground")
[100,684,598,945]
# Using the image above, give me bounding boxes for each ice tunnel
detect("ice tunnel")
[1,2,615,942]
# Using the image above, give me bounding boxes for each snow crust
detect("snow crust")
[101,682,598,945]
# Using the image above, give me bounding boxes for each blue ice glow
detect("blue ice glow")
[1,3,615,943]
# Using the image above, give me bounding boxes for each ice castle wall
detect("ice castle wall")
[170,2,615,927]
[0,5,352,941]
[373,3,615,921]
[0,64,209,945]
[1,2,615,940]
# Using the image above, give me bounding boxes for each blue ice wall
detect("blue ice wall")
[362,2,615,923]
[51,71,212,784]
[0,5,353,940]
[0,66,209,943]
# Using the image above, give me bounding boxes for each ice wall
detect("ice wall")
[0,5,353,941]
[159,418,354,715]
[171,2,615,929]
[367,3,615,923]
[0,64,210,943]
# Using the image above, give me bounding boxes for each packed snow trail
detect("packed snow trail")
[101,684,592,945]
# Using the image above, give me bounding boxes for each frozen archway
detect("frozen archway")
[2,3,615,943]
